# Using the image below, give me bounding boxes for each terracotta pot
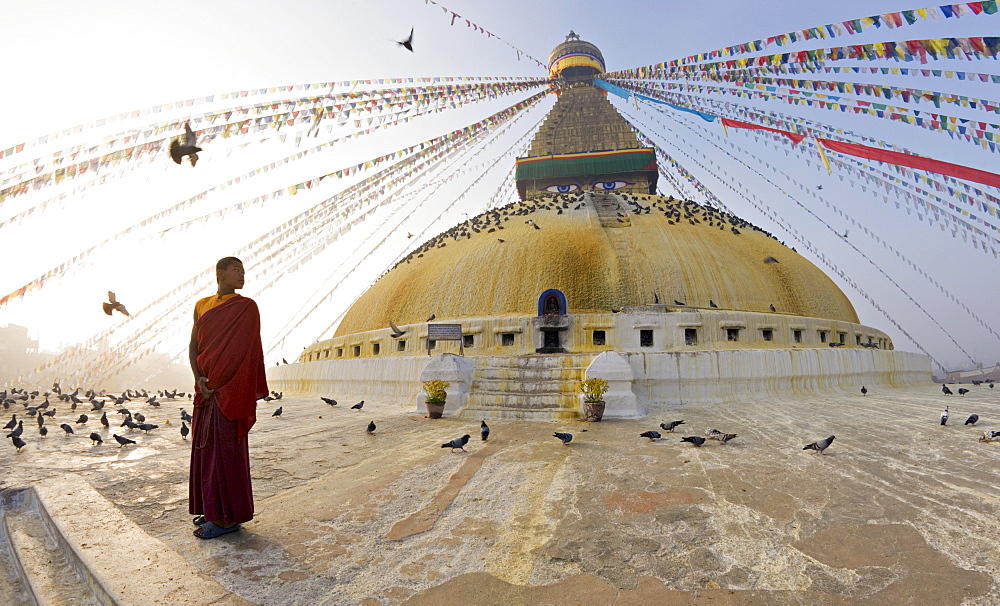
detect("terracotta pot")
[584,400,605,422]
[426,400,446,418]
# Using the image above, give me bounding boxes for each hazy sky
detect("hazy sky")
[1,0,998,379]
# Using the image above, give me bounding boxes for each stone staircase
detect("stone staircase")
[0,487,103,605]
[459,353,595,420]
[0,478,240,606]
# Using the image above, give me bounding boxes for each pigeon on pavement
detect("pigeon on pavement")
[553,432,573,445]
[803,435,835,454]
[660,420,685,432]
[442,434,471,451]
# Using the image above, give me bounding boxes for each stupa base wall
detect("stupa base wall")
[267,348,932,416]
[627,349,931,414]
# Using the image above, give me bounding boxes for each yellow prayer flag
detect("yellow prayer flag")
[816,141,833,174]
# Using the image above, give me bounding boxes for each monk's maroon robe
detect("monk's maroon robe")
[189,296,268,526]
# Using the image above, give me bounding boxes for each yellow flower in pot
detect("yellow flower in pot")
[579,378,609,421]
[422,380,450,418]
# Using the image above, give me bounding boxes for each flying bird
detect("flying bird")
[89,432,103,445]
[169,121,202,166]
[389,321,406,339]
[367,421,376,434]
[181,422,190,440]
[102,291,130,316]
[351,401,364,410]
[803,435,835,454]
[553,432,573,445]
[660,420,685,433]
[395,27,414,52]
[965,414,979,426]
[480,420,490,441]
[639,430,661,441]
[272,407,283,418]
[442,434,471,451]
[113,434,136,447]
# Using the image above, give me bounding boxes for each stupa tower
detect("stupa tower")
[515,32,657,200]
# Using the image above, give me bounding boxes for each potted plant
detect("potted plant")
[422,380,450,418]
[579,378,609,421]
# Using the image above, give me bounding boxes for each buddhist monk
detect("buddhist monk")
[188,256,268,539]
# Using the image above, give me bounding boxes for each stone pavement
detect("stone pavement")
[1,383,998,604]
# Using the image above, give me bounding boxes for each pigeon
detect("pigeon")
[60,423,74,434]
[76,414,88,424]
[102,291,130,316]
[36,414,44,428]
[272,407,283,418]
[180,422,189,440]
[134,412,145,423]
[169,121,202,166]
[389,321,406,339]
[442,434,471,451]
[958,388,969,396]
[272,392,283,400]
[395,27,414,52]
[39,426,47,437]
[673,300,686,306]
[803,435,835,454]
[979,431,1000,443]
[282,358,289,365]
[660,420,685,433]
[480,420,490,441]
[351,401,364,410]
[321,397,338,406]
[367,421,376,434]
[681,436,706,447]
[89,432,103,445]
[639,430,661,441]
[6,421,23,439]
[941,407,950,426]
[764,256,779,264]
[709,300,718,308]
[942,384,953,395]
[706,429,737,443]
[43,409,56,417]
[99,412,109,428]
[991,383,995,389]
[113,434,135,447]
[426,314,436,322]
[861,386,868,396]
[10,435,26,452]
[965,414,979,426]
[180,409,192,423]
[769,304,777,312]
[137,423,159,433]
[553,432,573,445]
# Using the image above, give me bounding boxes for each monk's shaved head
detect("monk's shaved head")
[216,257,243,271]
